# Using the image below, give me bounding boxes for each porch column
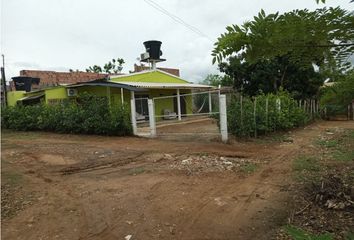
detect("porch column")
[208,91,212,114]
[121,88,124,104]
[130,91,137,135]
[177,89,181,121]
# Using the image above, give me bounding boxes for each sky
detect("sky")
[1,0,352,83]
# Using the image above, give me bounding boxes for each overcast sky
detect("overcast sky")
[1,0,352,83]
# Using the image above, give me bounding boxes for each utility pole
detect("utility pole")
[1,54,7,107]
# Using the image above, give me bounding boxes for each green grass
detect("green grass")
[128,167,145,175]
[293,156,321,172]
[2,170,23,186]
[240,163,258,173]
[315,139,339,148]
[284,225,333,240]
[332,150,354,162]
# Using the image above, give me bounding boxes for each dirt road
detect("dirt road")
[2,121,353,240]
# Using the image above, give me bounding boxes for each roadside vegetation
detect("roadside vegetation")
[280,129,354,239]
[1,93,132,136]
[227,91,311,137]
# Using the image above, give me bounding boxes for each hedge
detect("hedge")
[227,91,311,137]
[1,93,132,136]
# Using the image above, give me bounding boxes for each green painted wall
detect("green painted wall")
[147,89,192,120]
[7,91,26,106]
[45,87,68,103]
[110,71,188,83]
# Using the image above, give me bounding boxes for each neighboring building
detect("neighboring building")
[10,70,108,91]
[130,64,180,77]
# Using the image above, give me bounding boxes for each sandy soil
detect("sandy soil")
[1,120,353,240]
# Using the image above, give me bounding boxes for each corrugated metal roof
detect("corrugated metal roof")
[109,81,213,89]
[69,82,146,92]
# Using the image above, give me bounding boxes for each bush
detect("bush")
[320,70,354,117]
[1,93,132,136]
[227,91,311,137]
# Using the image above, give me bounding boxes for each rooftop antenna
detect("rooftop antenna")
[140,40,166,70]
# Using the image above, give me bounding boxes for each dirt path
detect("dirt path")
[2,121,353,240]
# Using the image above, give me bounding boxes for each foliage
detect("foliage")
[284,225,333,240]
[86,58,125,74]
[320,70,354,116]
[212,7,353,98]
[200,74,233,87]
[212,7,354,69]
[219,56,323,98]
[1,93,132,136]
[227,91,311,137]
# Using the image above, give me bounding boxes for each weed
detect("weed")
[284,225,333,240]
[240,163,258,173]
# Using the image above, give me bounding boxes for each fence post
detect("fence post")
[352,101,354,121]
[254,97,257,138]
[208,91,212,114]
[148,99,156,137]
[177,89,182,121]
[219,94,228,143]
[130,91,137,135]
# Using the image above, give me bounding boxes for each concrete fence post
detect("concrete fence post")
[219,94,228,143]
[208,91,212,114]
[148,99,156,137]
[130,91,137,135]
[177,89,182,121]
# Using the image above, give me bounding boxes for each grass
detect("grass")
[293,156,321,172]
[331,150,354,162]
[315,139,339,148]
[292,155,321,182]
[240,163,258,173]
[284,225,333,240]
[1,170,23,186]
[128,167,145,175]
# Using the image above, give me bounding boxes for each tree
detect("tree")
[200,74,233,87]
[212,7,354,69]
[86,58,125,74]
[212,7,353,98]
[219,56,323,98]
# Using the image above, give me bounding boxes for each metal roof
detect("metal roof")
[109,81,213,89]
[18,93,45,101]
[69,82,147,92]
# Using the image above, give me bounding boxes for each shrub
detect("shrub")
[227,91,311,137]
[1,93,132,136]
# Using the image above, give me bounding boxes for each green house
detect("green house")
[7,70,213,128]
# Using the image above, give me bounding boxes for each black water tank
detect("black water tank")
[143,40,163,60]
[12,76,40,92]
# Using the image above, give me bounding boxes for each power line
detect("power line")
[143,0,213,41]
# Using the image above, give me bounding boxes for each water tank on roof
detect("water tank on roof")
[142,40,165,62]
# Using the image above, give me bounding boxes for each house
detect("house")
[6,41,214,134]
[7,69,212,120]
